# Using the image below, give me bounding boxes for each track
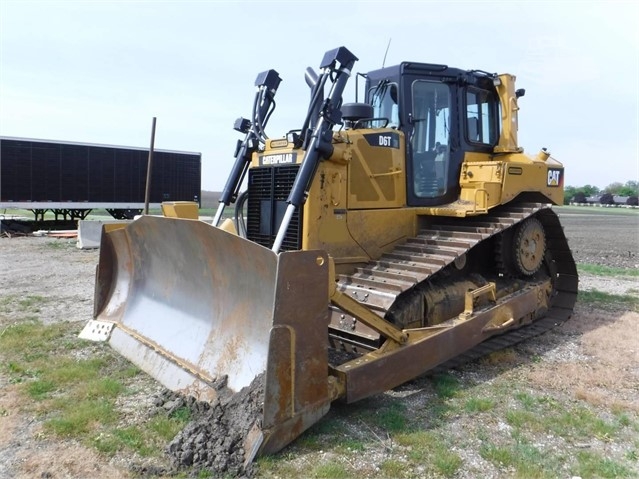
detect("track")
[329,202,579,362]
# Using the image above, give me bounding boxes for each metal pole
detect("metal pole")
[144,117,157,215]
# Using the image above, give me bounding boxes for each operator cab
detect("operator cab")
[364,63,501,207]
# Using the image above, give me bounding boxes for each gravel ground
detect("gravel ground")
[0,206,637,478]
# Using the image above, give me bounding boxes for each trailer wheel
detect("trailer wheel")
[107,208,142,220]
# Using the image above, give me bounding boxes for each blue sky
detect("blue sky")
[1,0,637,191]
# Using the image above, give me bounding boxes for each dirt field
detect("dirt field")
[0,206,637,478]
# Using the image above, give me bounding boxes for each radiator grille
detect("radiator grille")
[247,165,302,251]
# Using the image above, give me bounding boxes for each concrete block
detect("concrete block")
[77,220,128,249]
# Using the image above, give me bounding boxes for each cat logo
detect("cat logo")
[547,169,562,187]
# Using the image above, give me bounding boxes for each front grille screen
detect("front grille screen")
[247,165,302,251]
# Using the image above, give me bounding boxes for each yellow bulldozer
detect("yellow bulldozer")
[81,46,577,462]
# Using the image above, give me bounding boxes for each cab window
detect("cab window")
[466,89,498,145]
[411,80,451,198]
[369,82,399,128]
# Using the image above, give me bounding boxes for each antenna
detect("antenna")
[382,38,392,68]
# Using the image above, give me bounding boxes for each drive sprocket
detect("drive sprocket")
[512,217,546,276]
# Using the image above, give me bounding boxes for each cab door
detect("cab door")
[403,78,463,206]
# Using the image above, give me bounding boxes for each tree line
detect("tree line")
[564,180,638,205]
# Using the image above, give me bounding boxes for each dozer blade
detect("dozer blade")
[83,216,333,456]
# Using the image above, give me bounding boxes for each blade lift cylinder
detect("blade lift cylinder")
[213,69,282,227]
[272,46,358,253]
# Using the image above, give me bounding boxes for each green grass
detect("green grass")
[255,380,638,479]
[614,411,633,428]
[480,438,557,478]
[433,450,463,477]
[432,373,461,399]
[0,320,68,356]
[395,429,439,451]
[514,391,537,410]
[197,469,214,479]
[550,407,620,440]
[0,318,189,461]
[576,451,633,478]
[0,294,49,316]
[494,392,634,475]
[18,295,47,311]
[311,461,350,478]
[113,426,154,456]
[395,430,462,477]
[505,409,538,429]
[464,397,495,413]
[294,413,343,450]
[295,412,368,454]
[508,391,624,441]
[372,402,408,432]
[91,424,161,457]
[578,263,639,278]
[255,455,303,478]
[45,398,118,436]
[579,289,639,311]
[335,437,366,452]
[46,357,106,384]
[379,459,404,477]
[46,240,76,249]
[27,379,56,399]
[558,205,639,216]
